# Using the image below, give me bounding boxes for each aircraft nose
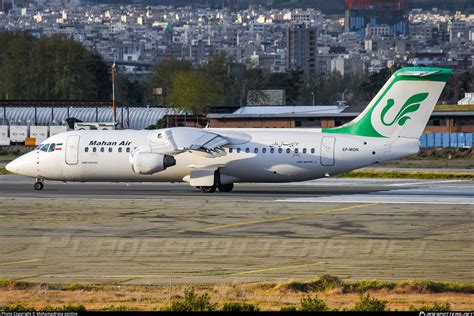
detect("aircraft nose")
[5,160,16,173]
[5,154,37,177]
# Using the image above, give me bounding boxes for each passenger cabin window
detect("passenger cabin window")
[109,147,113,153]
[92,147,97,153]
[311,148,315,154]
[254,148,258,153]
[303,148,307,154]
[245,148,250,153]
[48,144,56,152]
[278,148,283,154]
[262,148,267,153]
[236,148,241,153]
[100,147,105,153]
[270,148,275,153]
[229,148,233,153]
[85,147,89,153]
[295,148,299,154]
[118,148,122,153]
[126,147,130,153]
[286,148,291,154]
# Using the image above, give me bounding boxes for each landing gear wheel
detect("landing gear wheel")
[218,183,234,192]
[34,181,44,191]
[200,185,217,193]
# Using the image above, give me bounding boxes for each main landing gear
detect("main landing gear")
[34,179,44,191]
[196,169,234,193]
[217,183,234,192]
[198,183,234,193]
[200,185,217,193]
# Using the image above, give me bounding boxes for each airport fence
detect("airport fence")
[419,132,473,148]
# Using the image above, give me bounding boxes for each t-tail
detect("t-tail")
[323,67,452,140]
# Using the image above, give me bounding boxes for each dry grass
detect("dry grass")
[0,279,473,311]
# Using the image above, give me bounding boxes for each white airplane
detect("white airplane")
[6,67,452,192]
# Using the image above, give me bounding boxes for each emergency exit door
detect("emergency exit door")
[65,135,80,165]
[320,136,335,166]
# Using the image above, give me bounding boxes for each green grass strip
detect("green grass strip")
[338,170,473,180]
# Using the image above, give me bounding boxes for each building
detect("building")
[207,104,474,135]
[286,24,317,75]
[1,0,13,13]
[458,92,474,105]
[345,0,408,39]
[408,0,474,12]
[330,54,365,77]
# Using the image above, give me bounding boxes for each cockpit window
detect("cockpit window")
[48,144,56,152]
[40,144,49,152]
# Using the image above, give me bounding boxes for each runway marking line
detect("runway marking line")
[180,203,378,232]
[231,261,326,275]
[0,258,43,266]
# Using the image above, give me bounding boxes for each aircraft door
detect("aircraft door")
[65,135,80,165]
[320,136,335,166]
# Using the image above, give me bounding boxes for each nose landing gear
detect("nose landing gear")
[34,179,44,191]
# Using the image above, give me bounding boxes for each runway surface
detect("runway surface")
[0,175,473,204]
[0,175,472,285]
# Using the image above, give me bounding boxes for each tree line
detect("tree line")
[1,31,472,114]
[146,56,473,114]
[0,31,110,100]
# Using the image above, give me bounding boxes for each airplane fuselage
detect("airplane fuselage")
[5,67,452,192]
[15,128,419,184]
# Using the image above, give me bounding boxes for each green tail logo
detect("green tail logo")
[381,93,429,127]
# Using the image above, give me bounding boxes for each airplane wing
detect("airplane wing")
[135,127,251,158]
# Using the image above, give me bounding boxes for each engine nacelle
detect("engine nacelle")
[130,152,176,175]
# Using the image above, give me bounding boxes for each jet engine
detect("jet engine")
[130,152,176,175]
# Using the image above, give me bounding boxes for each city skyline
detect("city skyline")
[0,0,473,81]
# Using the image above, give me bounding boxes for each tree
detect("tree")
[168,71,220,114]
[85,52,112,100]
[233,67,267,105]
[314,71,345,104]
[30,36,55,99]
[199,52,233,105]
[0,32,33,99]
[266,69,304,105]
[117,74,148,105]
[0,31,111,100]
[441,70,473,103]
[150,58,192,105]
[51,36,96,99]
[358,66,398,102]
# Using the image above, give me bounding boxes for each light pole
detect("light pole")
[311,92,315,106]
[112,61,116,127]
